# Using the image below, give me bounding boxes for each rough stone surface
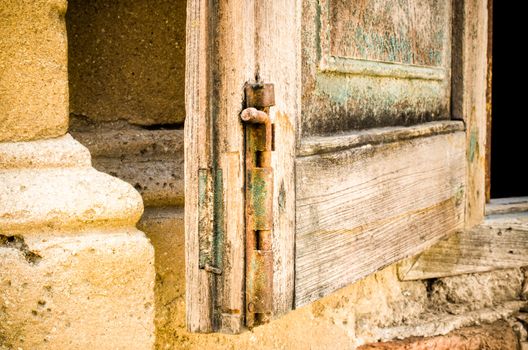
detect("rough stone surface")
[137,207,185,350]
[70,118,184,207]
[357,320,519,350]
[0,0,69,142]
[429,268,524,315]
[0,230,155,350]
[0,134,90,170]
[66,0,186,125]
[70,117,184,159]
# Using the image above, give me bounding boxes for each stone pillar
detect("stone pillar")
[0,1,155,349]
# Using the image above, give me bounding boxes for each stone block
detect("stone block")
[66,0,186,125]
[138,207,185,350]
[71,120,184,207]
[0,230,155,349]
[0,0,69,142]
[428,268,524,315]
[357,321,518,350]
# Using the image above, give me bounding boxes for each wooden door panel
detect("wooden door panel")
[295,126,465,306]
[301,0,452,137]
[293,0,459,306]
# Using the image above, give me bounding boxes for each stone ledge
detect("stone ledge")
[0,168,143,233]
[371,300,527,342]
[0,134,90,170]
[71,121,184,160]
[0,135,143,234]
[95,159,184,206]
[359,320,518,350]
[71,121,184,207]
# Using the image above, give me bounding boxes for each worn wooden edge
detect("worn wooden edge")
[485,0,493,203]
[297,120,464,157]
[398,211,528,281]
[210,0,256,334]
[485,197,528,215]
[320,56,447,81]
[254,0,300,319]
[452,0,489,228]
[184,0,215,333]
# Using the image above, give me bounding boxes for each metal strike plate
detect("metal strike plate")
[245,83,275,109]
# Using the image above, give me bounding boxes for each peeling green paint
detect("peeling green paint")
[213,169,224,269]
[468,128,478,162]
[197,168,223,271]
[303,0,451,136]
[312,72,448,133]
[330,0,447,66]
[198,168,212,269]
[249,168,272,230]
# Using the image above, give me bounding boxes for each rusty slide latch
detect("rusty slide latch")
[241,83,275,328]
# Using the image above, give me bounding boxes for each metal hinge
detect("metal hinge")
[241,82,275,328]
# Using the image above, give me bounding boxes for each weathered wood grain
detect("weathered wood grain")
[185,0,215,332]
[185,0,299,333]
[329,0,448,67]
[295,132,465,306]
[486,197,528,216]
[210,0,255,333]
[254,0,300,317]
[485,0,493,203]
[399,212,528,280]
[451,0,489,227]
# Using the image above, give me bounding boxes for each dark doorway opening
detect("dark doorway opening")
[490,1,528,199]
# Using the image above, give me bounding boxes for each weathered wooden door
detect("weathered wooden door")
[294,0,465,307]
[186,0,481,334]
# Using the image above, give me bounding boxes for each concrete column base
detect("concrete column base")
[0,135,155,349]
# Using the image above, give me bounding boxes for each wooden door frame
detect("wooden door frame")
[451,0,490,228]
[185,0,300,333]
